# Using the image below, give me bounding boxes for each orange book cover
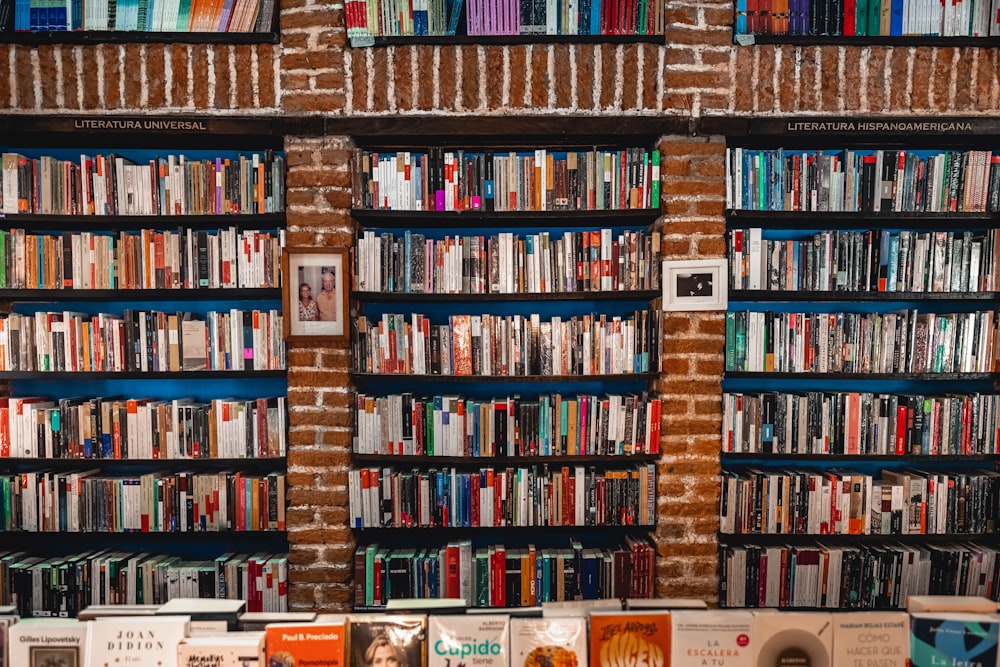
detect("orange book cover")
[589,611,671,667]
[266,619,346,667]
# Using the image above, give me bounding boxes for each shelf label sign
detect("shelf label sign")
[72,118,210,132]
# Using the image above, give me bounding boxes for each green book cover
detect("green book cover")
[725,311,736,371]
[176,0,193,30]
[855,0,868,34]
[0,231,7,288]
[650,151,660,208]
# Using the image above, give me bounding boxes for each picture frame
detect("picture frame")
[282,247,350,342]
[662,258,728,311]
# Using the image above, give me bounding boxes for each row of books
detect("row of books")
[0,228,283,291]
[347,464,656,528]
[352,148,661,212]
[0,151,285,216]
[353,538,656,608]
[0,308,285,373]
[730,228,1000,294]
[0,395,287,460]
[352,310,661,376]
[355,229,662,295]
[353,392,662,457]
[735,0,1000,36]
[720,468,998,536]
[726,148,1000,213]
[346,0,664,37]
[11,606,1000,667]
[0,470,286,533]
[722,391,1000,456]
[13,0,274,31]
[725,309,999,374]
[0,550,286,617]
[721,543,998,609]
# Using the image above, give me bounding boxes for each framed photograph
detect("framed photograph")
[662,258,728,311]
[282,247,350,342]
[30,646,80,667]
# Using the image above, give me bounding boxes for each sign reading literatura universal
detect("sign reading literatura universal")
[72,118,210,131]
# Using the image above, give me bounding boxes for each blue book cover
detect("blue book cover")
[889,0,902,34]
[911,613,1000,667]
[736,0,748,32]
[887,234,900,292]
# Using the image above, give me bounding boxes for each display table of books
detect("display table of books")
[3,595,1000,667]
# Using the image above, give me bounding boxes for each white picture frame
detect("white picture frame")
[662,258,728,311]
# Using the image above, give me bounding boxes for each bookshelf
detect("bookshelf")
[0,116,289,618]
[0,0,281,43]
[719,118,1000,611]
[348,136,664,609]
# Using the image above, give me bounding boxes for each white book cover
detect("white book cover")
[671,609,754,667]
[9,618,90,667]
[753,611,832,667]
[510,618,585,667]
[832,612,909,667]
[428,614,509,667]
[86,614,189,667]
[177,632,264,667]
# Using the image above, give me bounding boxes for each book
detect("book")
[509,618,586,667]
[626,599,708,610]
[907,595,999,613]
[427,615,509,667]
[239,611,317,632]
[0,614,16,667]
[86,615,190,667]
[177,632,265,667]
[78,605,159,620]
[589,610,671,667]
[753,611,833,667]
[832,612,908,667]
[158,597,246,631]
[671,610,754,667]
[347,615,427,667]
[264,616,346,667]
[911,612,1000,667]
[8,618,90,667]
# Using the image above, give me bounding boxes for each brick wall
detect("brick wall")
[4,0,1000,613]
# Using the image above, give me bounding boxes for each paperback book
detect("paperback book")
[428,614,509,667]
[671,610,753,667]
[589,610,670,667]
[348,615,427,667]
[510,618,586,667]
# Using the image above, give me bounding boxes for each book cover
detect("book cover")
[832,612,909,667]
[177,632,264,667]
[86,615,190,667]
[753,611,832,667]
[911,612,1000,667]
[590,610,670,667]
[510,618,585,667]
[9,618,89,667]
[427,615,509,667]
[265,616,346,667]
[0,615,15,667]
[671,609,753,667]
[347,615,426,667]
[907,595,998,613]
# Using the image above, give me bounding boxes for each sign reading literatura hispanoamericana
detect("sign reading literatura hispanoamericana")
[72,118,210,131]
[783,120,975,133]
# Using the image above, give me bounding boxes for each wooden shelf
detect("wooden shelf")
[354,525,655,536]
